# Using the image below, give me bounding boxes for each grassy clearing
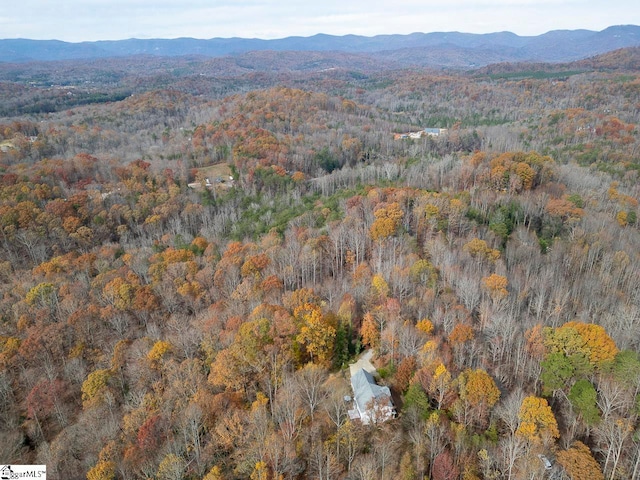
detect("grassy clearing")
[196,163,233,181]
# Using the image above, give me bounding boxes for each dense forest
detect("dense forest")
[0,46,639,480]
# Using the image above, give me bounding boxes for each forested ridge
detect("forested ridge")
[0,47,639,480]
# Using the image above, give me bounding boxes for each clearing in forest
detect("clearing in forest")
[189,163,235,190]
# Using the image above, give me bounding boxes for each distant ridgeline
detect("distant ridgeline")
[0,25,639,66]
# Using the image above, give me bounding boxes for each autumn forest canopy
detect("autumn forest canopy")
[0,46,640,480]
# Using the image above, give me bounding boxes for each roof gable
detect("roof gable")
[350,368,391,411]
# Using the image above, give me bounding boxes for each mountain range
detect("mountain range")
[1,25,639,67]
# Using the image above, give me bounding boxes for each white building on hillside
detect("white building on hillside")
[348,368,395,425]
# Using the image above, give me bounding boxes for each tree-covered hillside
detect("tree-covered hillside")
[0,50,639,479]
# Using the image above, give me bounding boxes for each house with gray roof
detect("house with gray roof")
[348,368,395,425]
[423,127,447,136]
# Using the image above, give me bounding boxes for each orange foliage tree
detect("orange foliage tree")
[556,441,604,480]
[370,202,404,241]
[561,321,619,367]
[360,312,380,350]
[482,273,508,300]
[545,196,584,221]
[448,324,474,346]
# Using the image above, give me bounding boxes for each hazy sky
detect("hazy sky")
[2,0,639,42]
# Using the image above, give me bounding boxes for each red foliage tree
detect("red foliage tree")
[432,450,459,480]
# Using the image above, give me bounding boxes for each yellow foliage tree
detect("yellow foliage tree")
[284,287,320,311]
[25,282,56,307]
[410,258,439,286]
[458,368,500,410]
[0,336,20,364]
[371,274,390,300]
[103,277,136,310]
[430,363,453,410]
[416,318,434,335]
[176,280,204,300]
[202,466,224,480]
[420,339,438,364]
[516,396,560,443]
[463,238,500,261]
[147,340,173,365]
[86,460,116,480]
[544,322,618,370]
[81,369,112,408]
[295,303,336,364]
[543,325,589,359]
[453,368,501,428]
[424,203,440,218]
[250,461,269,480]
[87,441,118,480]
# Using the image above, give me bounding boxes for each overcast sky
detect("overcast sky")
[1,0,639,42]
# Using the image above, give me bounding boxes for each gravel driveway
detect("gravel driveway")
[349,349,376,377]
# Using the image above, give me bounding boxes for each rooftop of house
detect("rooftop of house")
[350,368,392,411]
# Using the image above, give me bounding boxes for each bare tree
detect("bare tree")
[273,375,306,442]
[322,382,349,432]
[595,416,635,480]
[309,441,343,480]
[498,434,526,480]
[495,389,525,437]
[597,378,634,420]
[351,453,378,480]
[295,363,329,421]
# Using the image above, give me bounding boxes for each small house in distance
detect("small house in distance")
[423,127,447,137]
[393,127,448,140]
[348,368,395,425]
